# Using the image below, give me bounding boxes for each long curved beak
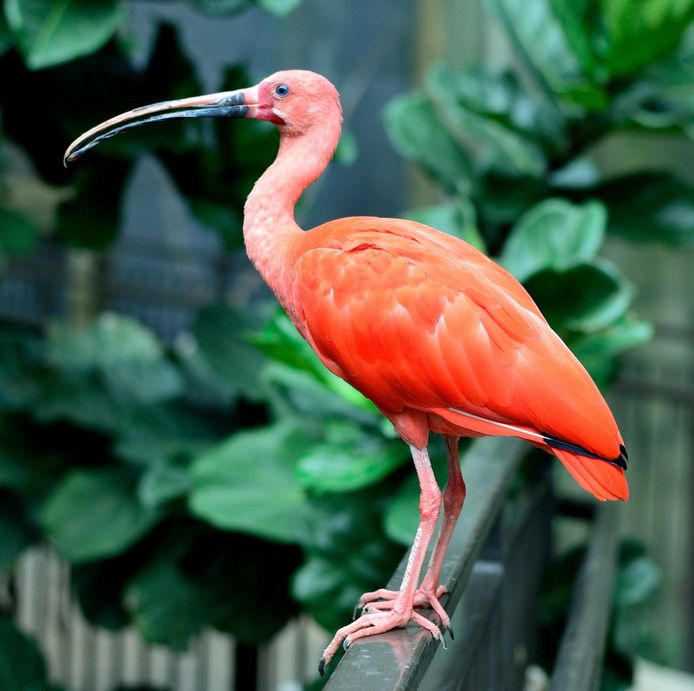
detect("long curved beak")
[63,85,258,166]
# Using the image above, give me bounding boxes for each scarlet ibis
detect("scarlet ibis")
[65,69,629,673]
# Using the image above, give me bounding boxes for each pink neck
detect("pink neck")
[243,120,341,305]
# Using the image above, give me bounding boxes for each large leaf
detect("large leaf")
[626,32,694,135]
[127,533,301,648]
[589,172,694,246]
[500,198,606,281]
[383,473,421,546]
[0,206,40,260]
[601,0,694,78]
[126,560,209,650]
[295,422,406,494]
[55,161,131,249]
[4,0,125,70]
[252,310,376,415]
[46,314,183,403]
[292,490,404,632]
[41,468,160,562]
[488,0,581,96]
[0,614,59,691]
[72,558,133,630]
[426,64,547,177]
[383,92,473,193]
[180,303,265,402]
[383,451,450,546]
[524,261,633,333]
[0,492,37,571]
[405,200,487,253]
[189,422,319,544]
[571,317,653,386]
[180,532,301,644]
[549,0,603,79]
[0,11,12,56]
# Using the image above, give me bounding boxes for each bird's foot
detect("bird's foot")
[354,585,451,633]
[319,604,443,676]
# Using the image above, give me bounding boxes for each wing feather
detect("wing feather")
[290,217,623,463]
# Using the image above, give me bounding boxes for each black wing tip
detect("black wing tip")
[543,434,628,471]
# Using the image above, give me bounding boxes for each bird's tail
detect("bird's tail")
[552,447,629,501]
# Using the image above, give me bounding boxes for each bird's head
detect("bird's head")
[64,69,342,165]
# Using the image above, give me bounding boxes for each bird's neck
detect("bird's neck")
[243,121,340,305]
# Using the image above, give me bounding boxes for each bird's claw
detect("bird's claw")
[439,630,448,651]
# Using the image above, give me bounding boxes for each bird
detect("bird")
[64,69,629,674]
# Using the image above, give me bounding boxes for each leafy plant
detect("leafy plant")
[0,0,691,687]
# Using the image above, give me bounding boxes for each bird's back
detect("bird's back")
[288,216,627,500]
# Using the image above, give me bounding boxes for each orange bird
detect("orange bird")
[65,70,628,673]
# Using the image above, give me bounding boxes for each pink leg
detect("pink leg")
[358,437,465,632]
[417,436,466,628]
[319,444,442,675]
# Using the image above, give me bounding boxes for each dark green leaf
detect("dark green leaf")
[292,490,404,631]
[524,261,632,332]
[626,33,694,135]
[383,473,421,546]
[113,402,221,466]
[252,311,375,413]
[4,0,125,70]
[572,317,653,385]
[126,560,208,650]
[426,64,547,177]
[296,422,406,494]
[549,0,603,79]
[0,493,37,571]
[615,555,661,608]
[190,422,318,544]
[181,532,300,644]
[383,92,473,193]
[478,173,549,224]
[47,314,183,403]
[405,200,486,252]
[262,363,378,427]
[55,160,131,249]
[0,331,44,412]
[0,614,57,691]
[591,172,694,246]
[0,207,40,258]
[72,559,132,629]
[384,451,449,546]
[334,131,358,166]
[181,303,265,402]
[42,468,160,562]
[0,11,12,57]
[601,0,694,77]
[138,459,190,509]
[487,0,580,97]
[500,198,606,281]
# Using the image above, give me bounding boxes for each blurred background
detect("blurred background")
[0,0,692,689]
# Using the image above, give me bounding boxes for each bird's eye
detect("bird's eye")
[273,83,290,98]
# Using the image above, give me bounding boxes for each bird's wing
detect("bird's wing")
[291,217,622,464]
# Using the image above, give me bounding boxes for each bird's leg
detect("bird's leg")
[359,437,465,633]
[319,445,442,673]
[415,436,465,630]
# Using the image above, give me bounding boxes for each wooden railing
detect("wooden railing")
[324,437,619,691]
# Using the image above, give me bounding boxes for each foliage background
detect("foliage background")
[0,0,693,688]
